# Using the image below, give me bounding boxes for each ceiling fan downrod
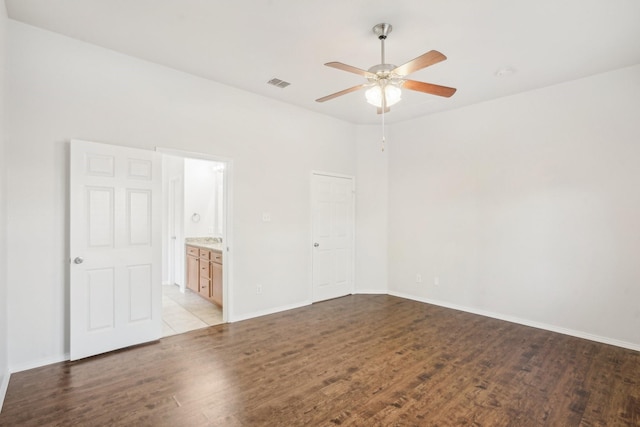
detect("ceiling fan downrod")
[373,23,392,151]
[373,23,392,65]
[373,23,393,64]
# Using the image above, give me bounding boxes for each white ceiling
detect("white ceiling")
[5,0,640,124]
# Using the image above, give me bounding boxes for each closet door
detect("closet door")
[311,173,354,302]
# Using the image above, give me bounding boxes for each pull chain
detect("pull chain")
[381,106,386,152]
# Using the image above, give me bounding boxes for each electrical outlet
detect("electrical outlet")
[256,284,263,294]
[262,212,271,222]
[416,274,422,283]
[434,276,440,286]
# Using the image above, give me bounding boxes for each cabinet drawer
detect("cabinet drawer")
[199,262,210,277]
[186,246,199,257]
[199,249,211,260]
[199,276,210,293]
[211,251,223,264]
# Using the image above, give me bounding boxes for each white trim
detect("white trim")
[309,171,356,303]
[0,372,10,413]
[9,353,70,374]
[310,170,354,180]
[156,147,233,164]
[229,301,312,323]
[389,290,640,352]
[156,147,233,324]
[354,289,387,295]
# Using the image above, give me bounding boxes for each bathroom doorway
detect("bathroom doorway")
[159,149,231,337]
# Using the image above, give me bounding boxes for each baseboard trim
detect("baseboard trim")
[229,300,312,323]
[354,289,388,295]
[389,291,640,352]
[9,353,70,374]
[0,372,10,413]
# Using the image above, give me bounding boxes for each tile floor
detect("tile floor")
[162,284,223,337]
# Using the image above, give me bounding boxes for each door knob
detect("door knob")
[313,243,319,247]
[73,257,84,264]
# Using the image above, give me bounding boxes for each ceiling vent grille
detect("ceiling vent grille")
[267,78,291,88]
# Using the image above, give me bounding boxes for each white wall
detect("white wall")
[389,64,640,349]
[5,21,356,371]
[184,158,221,238]
[0,0,9,408]
[354,125,388,293]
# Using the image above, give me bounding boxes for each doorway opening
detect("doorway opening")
[159,149,231,337]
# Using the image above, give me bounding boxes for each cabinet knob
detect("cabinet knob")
[313,242,319,247]
[73,257,84,264]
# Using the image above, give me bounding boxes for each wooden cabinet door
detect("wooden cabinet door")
[198,251,211,297]
[198,276,211,297]
[211,260,223,307]
[186,253,199,293]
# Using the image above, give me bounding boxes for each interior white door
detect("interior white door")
[311,173,354,302]
[70,140,162,360]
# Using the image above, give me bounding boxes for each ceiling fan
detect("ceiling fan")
[316,23,457,114]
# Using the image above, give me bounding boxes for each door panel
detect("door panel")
[70,140,161,361]
[87,268,115,330]
[127,189,152,245]
[311,173,354,302]
[313,249,332,288]
[128,264,153,321]
[87,187,114,246]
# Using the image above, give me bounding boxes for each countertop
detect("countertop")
[185,237,223,253]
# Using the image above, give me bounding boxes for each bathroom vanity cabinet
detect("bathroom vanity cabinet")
[185,244,223,307]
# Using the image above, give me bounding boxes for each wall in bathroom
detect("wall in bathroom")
[184,158,223,238]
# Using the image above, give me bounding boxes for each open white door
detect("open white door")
[311,173,354,302]
[70,140,162,360]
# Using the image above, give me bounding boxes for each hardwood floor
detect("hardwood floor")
[1,295,639,426]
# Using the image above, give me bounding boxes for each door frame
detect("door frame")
[167,175,184,290]
[157,147,233,323]
[309,171,356,303]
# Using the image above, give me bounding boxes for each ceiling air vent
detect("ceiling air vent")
[267,78,291,89]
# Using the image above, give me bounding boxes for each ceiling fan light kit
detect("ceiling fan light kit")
[365,82,402,108]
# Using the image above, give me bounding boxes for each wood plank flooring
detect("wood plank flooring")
[1,295,639,426]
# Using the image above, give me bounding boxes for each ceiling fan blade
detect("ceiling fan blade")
[315,84,368,102]
[392,50,447,76]
[325,62,376,78]
[403,79,457,98]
